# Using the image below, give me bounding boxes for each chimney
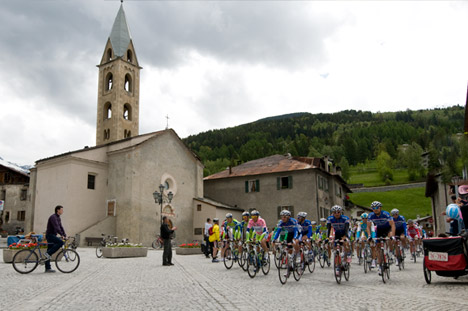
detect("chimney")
[229,166,232,175]
[324,156,329,172]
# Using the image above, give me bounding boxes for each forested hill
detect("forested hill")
[183,106,465,176]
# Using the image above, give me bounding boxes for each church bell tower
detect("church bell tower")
[96,4,141,146]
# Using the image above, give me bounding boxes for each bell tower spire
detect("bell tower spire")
[96,3,141,146]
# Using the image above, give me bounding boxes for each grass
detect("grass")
[348,161,425,187]
[348,187,431,220]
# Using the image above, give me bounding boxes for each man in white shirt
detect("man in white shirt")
[204,218,213,258]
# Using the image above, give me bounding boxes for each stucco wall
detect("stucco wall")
[108,131,203,246]
[33,157,108,236]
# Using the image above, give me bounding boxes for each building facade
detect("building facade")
[0,162,30,234]
[204,154,351,228]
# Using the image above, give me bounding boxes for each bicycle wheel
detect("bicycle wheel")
[241,249,249,271]
[224,247,234,269]
[152,238,162,249]
[306,249,315,273]
[363,252,368,273]
[274,245,282,269]
[278,251,289,285]
[247,250,257,278]
[413,252,417,263]
[12,250,38,274]
[334,253,342,284]
[344,262,350,281]
[261,251,270,275]
[318,248,325,268]
[381,250,389,283]
[55,249,80,273]
[96,244,103,258]
[237,248,244,268]
[293,250,304,281]
[423,260,431,284]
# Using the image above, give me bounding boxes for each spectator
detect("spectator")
[204,218,212,258]
[161,216,177,266]
[45,205,67,273]
[447,217,459,236]
[209,218,220,262]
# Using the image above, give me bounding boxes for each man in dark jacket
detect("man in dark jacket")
[45,205,67,273]
[161,216,177,266]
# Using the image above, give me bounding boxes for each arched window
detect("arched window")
[124,74,132,92]
[107,49,112,61]
[124,130,132,138]
[104,129,110,140]
[123,104,132,121]
[127,50,133,63]
[104,102,112,120]
[105,72,113,91]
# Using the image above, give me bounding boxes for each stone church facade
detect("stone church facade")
[29,4,232,246]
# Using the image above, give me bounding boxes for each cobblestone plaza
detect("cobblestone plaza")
[1,248,467,311]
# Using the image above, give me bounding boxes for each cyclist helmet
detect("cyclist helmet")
[361,213,368,219]
[311,221,317,225]
[297,212,307,218]
[371,201,382,209]
[390,209,399,216]
[251,210,260,216]
[213,218,219,222]
[280,210,291,217]
[242,211,250,217]
[331,205,343,213]
[320,218,327,222]
[226,213,233,218]
[407,219,414,225]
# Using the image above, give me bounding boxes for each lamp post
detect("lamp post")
[153,184,174,226]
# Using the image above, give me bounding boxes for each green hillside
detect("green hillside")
[348,187,431,220]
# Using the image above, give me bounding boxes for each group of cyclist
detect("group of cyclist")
[213,200,426,279]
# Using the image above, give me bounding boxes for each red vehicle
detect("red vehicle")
[423,236,468,284]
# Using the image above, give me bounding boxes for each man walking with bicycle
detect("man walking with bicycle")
[45,205,67,273]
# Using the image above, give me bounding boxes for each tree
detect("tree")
[398,142,425,181]
[339,157,350,182]
[376,151,394,184]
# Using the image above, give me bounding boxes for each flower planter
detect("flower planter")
[3,248,62,263]
[176,247,202,255]
[102,247,148,258]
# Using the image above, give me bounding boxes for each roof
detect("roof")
[0,158,30,176]
[194,197,244,211]
[109,4,131,57]
[204,154,314,180]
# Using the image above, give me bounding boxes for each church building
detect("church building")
[29,4,237,246]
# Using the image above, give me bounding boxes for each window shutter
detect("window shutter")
[277,206,282,218]
[277,177,280,190]
[289,176,293,189]
[245,181,249,193]
[256,180,260,192]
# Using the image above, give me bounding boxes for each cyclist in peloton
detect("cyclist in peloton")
[221,213,240,261]
[327,205,352,264]
[246,210,269,254]
[391,208,407,265]
[356,213,374,259]
[317,217,331,259]
[297,212,313,253]
[368,201,396,274]
[237,211,250,256]
[273,210,299,254]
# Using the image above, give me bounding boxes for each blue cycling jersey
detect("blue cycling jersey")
[368,211,392,229]
[273,218,298,240]
[392,215,407,234]
[297,219,312,239]
[327,215,350,236]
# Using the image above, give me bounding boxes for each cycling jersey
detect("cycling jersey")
[356,221,376,239]
[247,217,268,240]
[273,218,299,240]
[297,219,312,239]
[223,219,240,239]
[407,225,421,238]
[368,211,392,229]
[392,215,407,236]
[236,220,249,240]
[316,225,328,240]
[327,215,350,238]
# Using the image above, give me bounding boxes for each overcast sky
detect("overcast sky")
[2,0,468,166]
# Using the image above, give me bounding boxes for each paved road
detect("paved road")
[1,248,467,311]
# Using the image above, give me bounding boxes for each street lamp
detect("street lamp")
[153,184,174,225]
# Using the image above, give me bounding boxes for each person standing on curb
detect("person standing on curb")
[161,216,177,266]
[204,218,213,258]
[45,205,67,273]
[209,218,220,262]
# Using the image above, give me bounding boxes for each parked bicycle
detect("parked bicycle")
[152,234,176,249]
[12,236,80,274]
[96,234,118,258]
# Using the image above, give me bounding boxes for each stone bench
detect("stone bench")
[85,237,102,246]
